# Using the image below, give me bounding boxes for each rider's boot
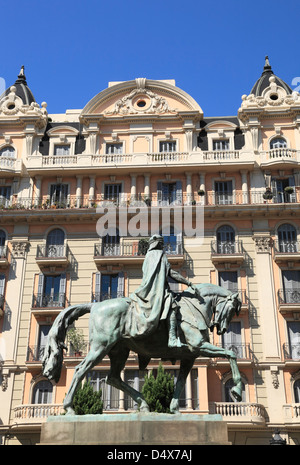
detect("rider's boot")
[168,309,182,348]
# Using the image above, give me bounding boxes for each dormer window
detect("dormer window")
[270,137,287,149]
[213,139,229,151]
[106,143,123,155]
[54,145,70,156]
[0,146,16,158]
[159,141,177,152]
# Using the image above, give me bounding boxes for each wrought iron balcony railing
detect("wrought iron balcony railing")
[94,239,183,258]
[274,240,299,254]
[92,292,125,302]
[278,288,300,305]
[283,342,300,360]
[36,244,68,259]
[215,343,252,360]
[211,240,244,255]
[32,292,66,309]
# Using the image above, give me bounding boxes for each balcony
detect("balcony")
[278,289,300,313]
[0,245,9,267]
[94,238,184,266]
[210,240,245,266]
[283,404,300,424]
[36,244,69,268]
[32,292,66,312]
[0,156,23,174]
[215,343,253,361]
[211,402,266,424]
[260,148,300,168]
[273,240,300,264]
[26,341,90,364]
[13,404,65,425]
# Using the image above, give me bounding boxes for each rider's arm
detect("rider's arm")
[168,268,192,287]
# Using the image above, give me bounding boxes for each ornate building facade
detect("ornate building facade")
[1,59,300,444]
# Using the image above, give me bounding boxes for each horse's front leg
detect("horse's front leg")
[199,341,242,402]
[64,343,109,415]
[170,358,194,414]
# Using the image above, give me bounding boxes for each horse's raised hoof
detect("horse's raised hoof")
[170,399,181,414]
[230,386,242,402]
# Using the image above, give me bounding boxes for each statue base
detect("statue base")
[39,412,231,445]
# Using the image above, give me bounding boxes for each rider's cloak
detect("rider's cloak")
[122,246,173,338]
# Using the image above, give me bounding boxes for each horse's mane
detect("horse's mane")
[194,283,232,299]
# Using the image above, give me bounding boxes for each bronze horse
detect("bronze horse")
[42,283,242,414]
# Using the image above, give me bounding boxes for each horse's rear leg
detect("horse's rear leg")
[107,347,150,413]
[64,343,108,415]
[170,358,194,414]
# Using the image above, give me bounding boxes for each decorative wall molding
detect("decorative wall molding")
[252,234,273,253]
[11,241,30,258]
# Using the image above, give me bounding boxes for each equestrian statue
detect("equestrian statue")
[43,234,243,415]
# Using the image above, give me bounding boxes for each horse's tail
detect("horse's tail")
[42,303,93,383]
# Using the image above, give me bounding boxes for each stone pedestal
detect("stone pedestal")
[39,412,230,445]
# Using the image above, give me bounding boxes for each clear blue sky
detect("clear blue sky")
[1,0,300,116]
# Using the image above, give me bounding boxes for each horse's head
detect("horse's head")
[42,339,66,383]
[212,292,242,335]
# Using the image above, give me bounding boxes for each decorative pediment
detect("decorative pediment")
[80,78,203,121]
[104,78,177,116]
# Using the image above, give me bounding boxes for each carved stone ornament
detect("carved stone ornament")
[0,85,48,121]
[252,235,273,253]
[105,78,177,116]
[11,241,29,258]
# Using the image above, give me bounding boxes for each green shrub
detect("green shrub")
[73,380,103,415]
[141,364,175,413]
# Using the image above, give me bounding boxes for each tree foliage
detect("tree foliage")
[73,380,103,415]
[141,363,175,413]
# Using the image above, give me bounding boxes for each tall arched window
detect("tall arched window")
[216,225,235,254]
[46,228,65,257]
[102,229,120,256]
[277,223,297,253]
[32,380,53,404]
[294,379,300,403]
[270,137,287,149]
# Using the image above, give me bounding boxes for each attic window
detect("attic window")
[270,94,278,101]
[137,100,146,108]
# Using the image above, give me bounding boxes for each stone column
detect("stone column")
[241,170,249,204]
[76,176,83,208]
[186,372,193,409]
[185,172,192,205]
[130,174,137,201]
[89,176,95,206]
[198,365,209,413]
[199,172,206,205]
[34,176,42,206]
[144,173,150,202]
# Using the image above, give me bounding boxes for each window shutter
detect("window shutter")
[95,271,101,302]
[176,180,182,204]
[0,274,5,309]
[37,273,44,307]
[59,273,66,306]
[157,181,162,203]
[117,272,124,297]
[289,176,296,202]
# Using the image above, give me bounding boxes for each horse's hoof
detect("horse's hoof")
[230,387,242,402]
[64,407,75,415]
